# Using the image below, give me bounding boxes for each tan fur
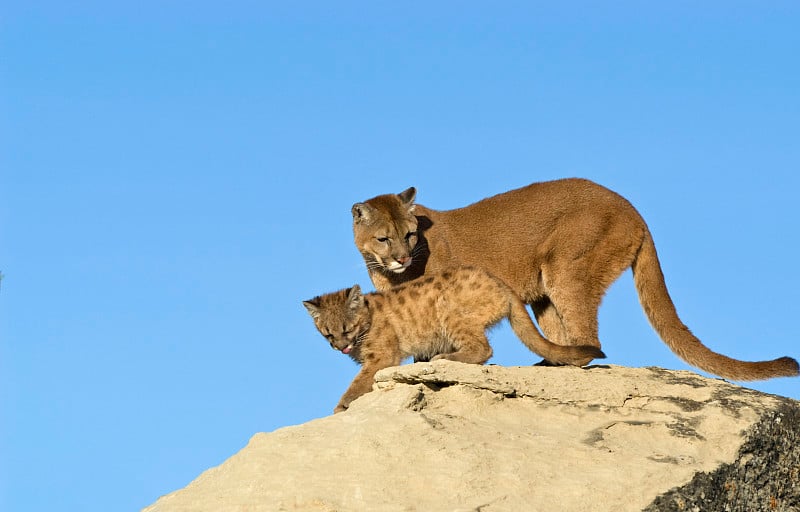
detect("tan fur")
[303,266,605,413]
[352,178,799,381]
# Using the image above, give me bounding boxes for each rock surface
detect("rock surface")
[143,362,799,512]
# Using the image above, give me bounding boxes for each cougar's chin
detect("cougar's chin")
[386,258,412,273]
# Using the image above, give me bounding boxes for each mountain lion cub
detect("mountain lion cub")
[352,178,798,381]
[303,266,605,413]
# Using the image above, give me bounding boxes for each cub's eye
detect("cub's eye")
[376,236,389,243]
[405,231,417,240]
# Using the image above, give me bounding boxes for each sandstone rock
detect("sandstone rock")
[143,362,799,512]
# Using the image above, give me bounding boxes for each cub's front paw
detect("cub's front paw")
[333,404,348,414]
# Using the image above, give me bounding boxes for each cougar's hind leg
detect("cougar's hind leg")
[543,274,604,350]
[430,323,493,365]
[530,298,569,366]
[536,212,643,359]
[531,297,569,346]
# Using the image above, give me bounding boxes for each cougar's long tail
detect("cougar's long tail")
[631,229,798,380]
[507,297,605,367]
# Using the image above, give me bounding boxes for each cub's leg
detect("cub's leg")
[430,326,493,364]
[336,359,394,413]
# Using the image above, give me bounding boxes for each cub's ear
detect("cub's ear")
[347,285,364,309]
[398,187,416,208]
[352,202,376,224]
[302,298,321,319]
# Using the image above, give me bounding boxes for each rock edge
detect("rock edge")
[144,362,799,512]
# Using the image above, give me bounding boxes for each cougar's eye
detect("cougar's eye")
[376,236,389,243]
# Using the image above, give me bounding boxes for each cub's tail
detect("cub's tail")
[507,296,605,366]
[632,229,799,381]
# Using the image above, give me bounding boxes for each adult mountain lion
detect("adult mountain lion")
[351,178,798,381]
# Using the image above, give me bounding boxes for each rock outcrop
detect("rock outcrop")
[144,362,799,512]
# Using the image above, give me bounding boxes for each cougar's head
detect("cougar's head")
[352,187,419,274]
[303,285,371,356]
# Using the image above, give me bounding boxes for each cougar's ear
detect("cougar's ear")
[347,285,364,309]
[352,202,376,224]
[302,298,321,319]
[398,187,416,211]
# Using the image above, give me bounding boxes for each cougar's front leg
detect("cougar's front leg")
[335,360,395,413]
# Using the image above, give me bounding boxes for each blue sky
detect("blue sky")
[2,2,798,510]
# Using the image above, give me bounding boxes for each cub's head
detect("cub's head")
[352,187,419,274]
[302,285,371,357]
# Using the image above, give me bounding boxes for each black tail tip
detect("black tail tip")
[777,356,800,376]
[593,348,607,360]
